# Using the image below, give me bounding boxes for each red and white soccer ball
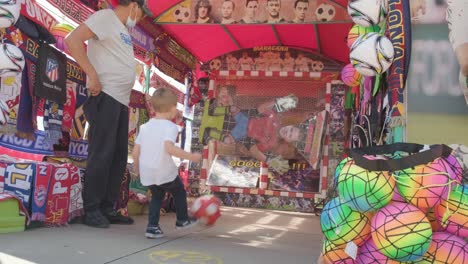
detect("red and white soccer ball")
[190,195,222,225]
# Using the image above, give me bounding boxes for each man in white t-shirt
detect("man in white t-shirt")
[65,0,152,228]
[447,0,468,104]
[133,88,201,239]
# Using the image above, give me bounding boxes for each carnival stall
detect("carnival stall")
[0,0,192,231]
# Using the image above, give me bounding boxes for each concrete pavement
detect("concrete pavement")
[0,207,323,264]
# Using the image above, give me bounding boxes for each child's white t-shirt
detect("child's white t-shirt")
[135,119,179,186]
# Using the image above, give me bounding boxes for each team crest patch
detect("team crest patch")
[46,58,59,83]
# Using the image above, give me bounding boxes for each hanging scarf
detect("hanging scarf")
[71,83,88,140]
[0,73,22,135]
[45,164,71,226]
[3,162,36,210]
[128,107,139,146]
[16,60,35,136]
[43,100,63,144]
[68,164,84,221]
[31,162,53,222]
[0,160,6,193]
[62,81,77,132]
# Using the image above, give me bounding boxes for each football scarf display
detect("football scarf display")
[71,83,88,140]
[386,0,411,143]
[0,161,6,193]
[17,60,34,135]
[45,164,71,226]
[33,42,67,104]
[43,100,63,144]
[68,164,83,221]
[3,162,36,210]
[31,163,53,222]
[0,72,22,135]
[62,81,77,132]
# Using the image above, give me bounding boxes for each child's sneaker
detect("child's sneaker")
[145,226,164,239]
[175,217,199,230]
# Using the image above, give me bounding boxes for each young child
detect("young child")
[132,88,202,238]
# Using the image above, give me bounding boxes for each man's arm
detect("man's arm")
[65,24,101,95]
[165,141,202,162]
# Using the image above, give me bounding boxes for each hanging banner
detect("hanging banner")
[47,0,94,24]
[138,22,197,81]
[20,0,59,31]
[128,26,155,52]
[149,72,185,104]
[205,46,342,72]
[0,131,88,159]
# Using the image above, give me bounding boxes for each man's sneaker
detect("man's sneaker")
[84,210,110,228]
[175,218,199,230]
[145,226,164,239]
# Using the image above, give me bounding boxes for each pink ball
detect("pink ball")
[391,187,405,203]
[441,155,463,185]
[341,64,362,87]
[418,232,468,263]
[356,238,399,264]
[395,158,451,209]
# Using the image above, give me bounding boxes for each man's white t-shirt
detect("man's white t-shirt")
[85,9,136,106]
[135,119,179,186]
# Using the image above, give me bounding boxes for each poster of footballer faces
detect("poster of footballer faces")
[156,0,349,24]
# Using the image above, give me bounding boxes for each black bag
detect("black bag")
[34,42,67,104]
[347,143,453,172]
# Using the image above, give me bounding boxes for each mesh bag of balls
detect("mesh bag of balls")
[320,143,468,264]
[190,195,222,225]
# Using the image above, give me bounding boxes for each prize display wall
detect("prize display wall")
[186,47,348,213]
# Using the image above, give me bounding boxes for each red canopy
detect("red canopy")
[144,0,352,64]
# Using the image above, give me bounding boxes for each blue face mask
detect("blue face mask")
[126,6,137,28]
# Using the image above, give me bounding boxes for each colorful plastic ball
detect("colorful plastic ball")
[338,162,395,212]
[441,154,463,185]
[321,239,356,264]
[341,63,362,87]
[391,187,405,203]
[371,202,433,262]
[190,195,222,225]
[347,24,380,48]
[417,232,468,263]
[320,197,371,246]
[395,158,451,209]
[436,184,468,238]
[425,208,443,232]
[356,238,399,264]
[334,157,352,187]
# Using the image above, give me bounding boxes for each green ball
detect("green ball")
[338,163,395,212]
